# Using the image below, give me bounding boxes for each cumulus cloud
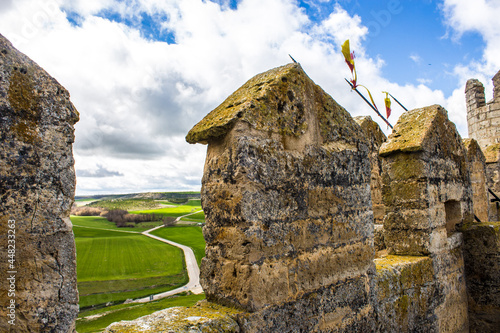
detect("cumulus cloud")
[77,164,124,177]
[441,0,500,95]
[0,0,489,194]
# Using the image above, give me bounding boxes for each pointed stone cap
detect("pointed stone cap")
[354,115,387,148]
[380,105,463,156]
[463,138,486,163]
[186,63,362,146]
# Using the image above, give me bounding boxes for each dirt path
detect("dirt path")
[131,210,204,303]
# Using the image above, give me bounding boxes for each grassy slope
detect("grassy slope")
[150,226,206,266]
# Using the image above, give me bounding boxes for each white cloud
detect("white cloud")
[441,0,500,91]
[0,0,486,194]
[410,53,421,64]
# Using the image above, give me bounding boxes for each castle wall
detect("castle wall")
[0,35,79,331]
[110,67,493,333]
[354,116,387,226]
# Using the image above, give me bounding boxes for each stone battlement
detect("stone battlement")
[466,70,500,149]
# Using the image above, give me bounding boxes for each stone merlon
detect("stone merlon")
[380,104,462,157]
[186,63,363,148]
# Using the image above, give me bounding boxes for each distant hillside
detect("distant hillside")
[75,191,200,202]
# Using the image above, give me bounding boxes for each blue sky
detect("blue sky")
[1,0,499,195]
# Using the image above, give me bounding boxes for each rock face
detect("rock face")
[0,34,79,332]
[187,63,376,331]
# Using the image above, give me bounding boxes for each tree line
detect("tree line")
[71,206,176,227]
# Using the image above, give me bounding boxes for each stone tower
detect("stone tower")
[466,70,500,221]
[466,70,500,149]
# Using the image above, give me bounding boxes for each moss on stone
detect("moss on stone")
[185,63,363,146]
[186,64,302,144]
[380,105,461,157]
[354,115,387,147]
[7,67,41,143]
[483,143,500,163]
[374,254,430,272]
[105,301,244,332]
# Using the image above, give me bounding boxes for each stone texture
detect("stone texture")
[354,116,387,226]
[466,70,500,149]
[460,222,500,333]
[380,105,473,255]
[466,71,500,221]
[379,105,471,332]
[104,301,242,333]
[375,255,437,332]
[463,139,489,222]
[0,34,79,332]
[187,63,376,331]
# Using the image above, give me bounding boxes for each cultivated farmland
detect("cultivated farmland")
[150,226,206,266]
[73,217,188,309]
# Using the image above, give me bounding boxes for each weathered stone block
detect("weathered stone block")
[0,34,79,332]
[463,138,489,222]
[460,222,500,332]
[375,255,436,332]
[380,105,473,256]
[187,63,375,330]
[354,116,387,224]
[104,301,243,333]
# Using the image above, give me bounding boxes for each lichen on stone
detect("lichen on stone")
[104,300,243,333]
[185,63,363,147]
[483,143,500,163]
[7,66,41,143]
[380,105,461,156]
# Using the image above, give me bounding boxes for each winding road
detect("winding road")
[130,211,204,303]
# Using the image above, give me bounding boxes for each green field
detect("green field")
[73,217,188,309]
[71,201,207,332]
[150,226,206,266]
